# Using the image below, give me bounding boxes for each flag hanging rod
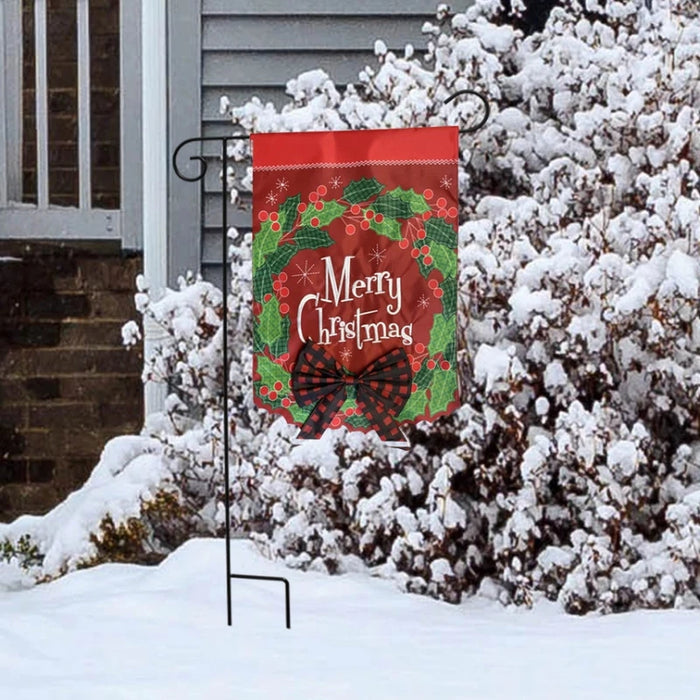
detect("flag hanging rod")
[171,87,489,630]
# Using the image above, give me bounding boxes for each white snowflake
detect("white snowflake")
[292,260,319,287]
[418,295,430,309]
[330,176,343,189]
[276,177,289,192]
[369,245,386,267]
[266,191,278,206]
[340,347,352,364]
[440,175,453,190]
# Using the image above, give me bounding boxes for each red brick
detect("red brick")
[59,375,143,402]
[60,321,124,347]
[29,402,98,430]
[0,461,27,485]
[28,460,55,483]
[23,348,140,375]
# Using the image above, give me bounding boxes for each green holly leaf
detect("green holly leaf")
[424,217,456,247]
[369,216,402,241]
[441,277,457,318]
[257,296,283,346]
[253,220,283,270]
[413,363,432,390]
[428,371,458,415]
[253,263,273,301]
[443,340,457,365]
[288,402,313,424]
[430,243,457,279]
[386,187,430,214]
[278,194,301,231]
[428,314,455,357]
[343,177,384,204]
[301,200,346,227]
[345,413,371,429]
[266,243,298,275]
[399,388,428,422]
[269,315,291,357]
[370,193,414,219]
[256,354,291,391]
[295,226,334,249]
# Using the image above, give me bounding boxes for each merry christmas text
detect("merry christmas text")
[297,255,413,349]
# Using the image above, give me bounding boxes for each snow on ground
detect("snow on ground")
[0,538,698,700]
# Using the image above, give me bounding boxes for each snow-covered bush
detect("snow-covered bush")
[3,0,699,614]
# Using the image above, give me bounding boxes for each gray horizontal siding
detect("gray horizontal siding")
[203,16,433,51]
[196,2,446,283]
[203,0,442,15]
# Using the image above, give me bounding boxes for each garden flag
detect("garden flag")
[251,126,459,441]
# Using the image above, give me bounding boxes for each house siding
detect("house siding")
[193,0,444,286]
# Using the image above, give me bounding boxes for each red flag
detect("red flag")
[251,127,459,440]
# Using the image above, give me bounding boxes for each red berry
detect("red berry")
[427,360,436,370]
[297,202,307,213]
[264,293,272,302]
[360,219,371,230]
[424,256,433,265]
[311,217,320,227]
[268,391,278,401]
[273,280,282,291]
[428,278,439,290]
[415,342,425,354]
[279,303,290,315]
[317,185,327,196]
[398,238,409,249]
[422,211,431,220]
[440,360,450,370]
[355,407,363,416]
[417,229,426,239]
[331,416,342,428]
[282,397,291,407]
[365,209,374,219]
[271,222,281,232]
[420,245,430,255]
[423,188,434,199]
[280,353,290,361]
[448,207,458,218]
[279,271,288,282]
[411,248,420,258]
[274,381,283,392]
[438,209,447,218]
[374,213,384,223]
[258,211,269,222]
[411,383,417,392]
[279,287,289,298]
[350,204,361,215]
[270,212,279,222]
[346,224,356,235]
[434,288,443,298]
[314,201,324,211]
[411,361,421,372]
[260,386,269,396]
[345,407,355,417]
[309,192,319,203]
[436,197,447,208]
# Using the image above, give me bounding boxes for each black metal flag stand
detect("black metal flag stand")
[171,89,489,629]
[173,135,292,629]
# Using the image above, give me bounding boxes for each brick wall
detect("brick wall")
[0,241,143,522]
[22,0,120,208]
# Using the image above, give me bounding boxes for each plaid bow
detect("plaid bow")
[292,340,413,441]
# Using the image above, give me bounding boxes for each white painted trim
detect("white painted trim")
[34,0,49,209]
[0,0,7,208]
[77,0,92,209]
[142,0,168,416]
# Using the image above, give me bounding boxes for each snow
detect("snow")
[1,537,698,700]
